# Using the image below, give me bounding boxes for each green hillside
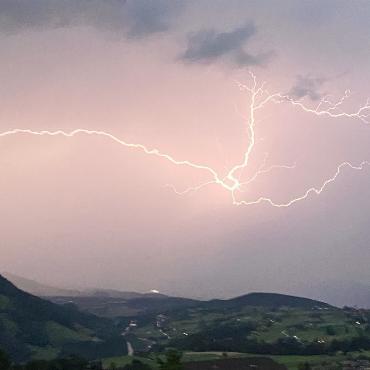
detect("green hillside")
[3,273,370,368]
[119,293,370,357]
[0,274,126,362]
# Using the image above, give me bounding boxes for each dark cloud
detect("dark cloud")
[124,0,183,39]
[179,23,273,67]
[0,0,183,38]
[288,75,327,101]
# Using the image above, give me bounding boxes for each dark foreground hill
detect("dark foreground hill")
[0,275,126,362]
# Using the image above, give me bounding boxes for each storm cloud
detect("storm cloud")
[179,23,273,67]
[0,0,183,38]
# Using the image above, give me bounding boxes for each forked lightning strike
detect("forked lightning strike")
[1,72,369,207]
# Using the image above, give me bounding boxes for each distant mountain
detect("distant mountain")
[3,272,168,300]
[50,292,332,319]
[0,274,126,362]
[2,272,81,297]
[5,272,370,309]
[3,273,336,318]
[84,288,168,300]
[3,272,198,318]
[206,292,333,310]
[49,294,199,318]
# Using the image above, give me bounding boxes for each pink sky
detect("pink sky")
[0,1,370,300]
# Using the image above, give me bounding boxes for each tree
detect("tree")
[157,349,183,370]
[0,350,10,370]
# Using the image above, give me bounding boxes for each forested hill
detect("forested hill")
[206,292,333,310]
[0,274,125,362]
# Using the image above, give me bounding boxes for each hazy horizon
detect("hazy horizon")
[4,269,370,309]
[1,1,370,302]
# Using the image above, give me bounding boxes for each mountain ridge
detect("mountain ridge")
[208,291,333,309]
[2,272,82,297]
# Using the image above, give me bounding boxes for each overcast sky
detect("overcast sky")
[1,0,370,300]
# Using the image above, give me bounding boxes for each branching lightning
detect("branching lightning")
[1,72,369,207]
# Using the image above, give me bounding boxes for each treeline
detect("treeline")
[0,351,94,370]
[0,349,183,370]
[243,336,370,355]
[0,352,151,370]
[0,334,127,364]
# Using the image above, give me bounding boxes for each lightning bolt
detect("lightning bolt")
[1,72,369,207]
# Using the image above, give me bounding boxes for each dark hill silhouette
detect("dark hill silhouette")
[206,292,333,310]
[49,291,333,318]
[0,274,125,361]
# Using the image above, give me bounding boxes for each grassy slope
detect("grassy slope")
[126,303,368,355]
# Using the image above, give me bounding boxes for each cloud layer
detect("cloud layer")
[0,0,183,38]
[0,1,274,69]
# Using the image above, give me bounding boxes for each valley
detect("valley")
[2,273,370,369]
